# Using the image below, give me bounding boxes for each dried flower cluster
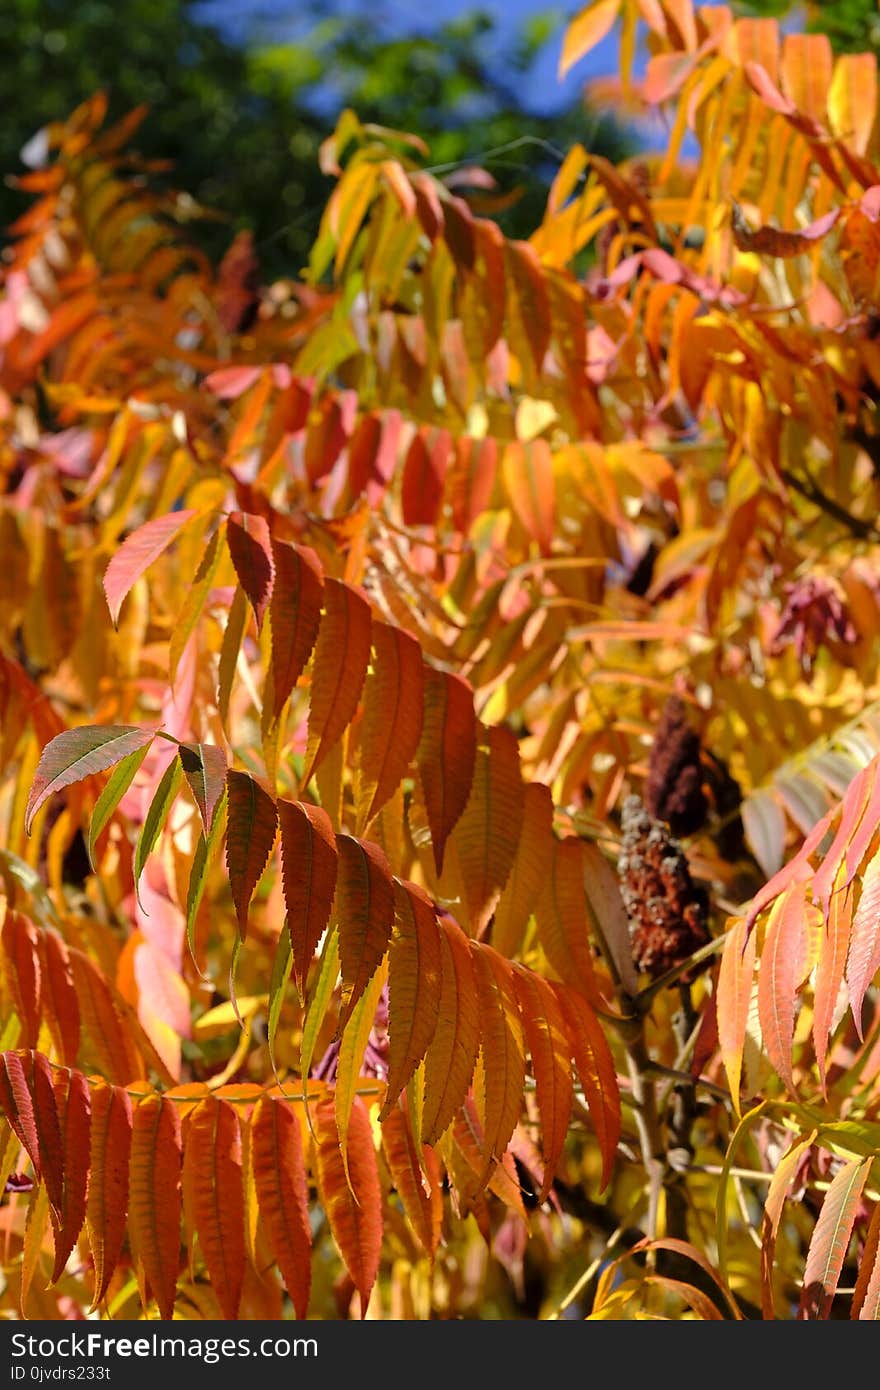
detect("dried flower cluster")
[618,795,710,980]
[644,695,707,836]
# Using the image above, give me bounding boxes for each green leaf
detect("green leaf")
[134,755,183,904]
[186,788,228,974]
[268,926,293,1080]
[88,742,152,870]
[300,927,340,1097]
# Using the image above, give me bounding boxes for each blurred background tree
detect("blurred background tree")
[734,1,880,51]
[0,0,628,275]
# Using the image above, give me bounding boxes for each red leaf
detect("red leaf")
[416,667,477,875]
[1,911,41,1048]
[268,540,324,719]
[0,1050,41,1180]
[225,771,278,939]
[26,726,156,835]
[347,410,402,505]
[103,510,199,627]
[381,880,443,1118]
[303,578,372,784]
[50,1068,91,1285]
[335,834,395,1031]
[227,512,275,633]
[250,1097,311,1318]
[401,428,451,526]
[422,918,481,1144]
[357,621,424,832]
[179,742,227,834]
[448,436,499,534]
[29,1051,64,1219]
[86,1082,132,1308]
[313,1095,382,1315]
[186,1098,245,1320]
[129,1095,182,1319]
[512,967,573,1200]
[553,984,619,1190]
[278,798,338,1000]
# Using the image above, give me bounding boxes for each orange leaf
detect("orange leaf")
[451,728,526,935]
[504,240,552,374]
[313,1095,382,1315]
[535,837,599,1002]
[381,880,442,1119]
[278,798,338,1001]
[416,667,477,875]
[186,1098,245,1320]
[447,436,499,534]
[225,770,278,939]
[846,849,880,1039]
[553,984,619,1190]
[559,3,622,80]
[813,875,851,1089]
[268,540,324,719]
[800,1158,871,1319]
[1,911,41,1048]
[512,967,573,1200]
[422,919,481,1144]
[303,578,372,784]
[811,761,876,914]
[335,834,395,1031]
[50,1068,90,1285]
[852,1198,880,1319]
[380,1100,442,1258]
[717,916,757,1107]
[250,1096,311,1318]
[69,949,143,1085]
[227,511,275,633]
[471,945,525,1177]
[103,509,199,627]
[86,1082,132,1308]
[757,885,807,1092]
[129,1094,182,1319]
[503,440,555,554]
[582,841,638,997]
[492,782,555,958]
[357,622,424,832]
[761,1130,817,1318]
